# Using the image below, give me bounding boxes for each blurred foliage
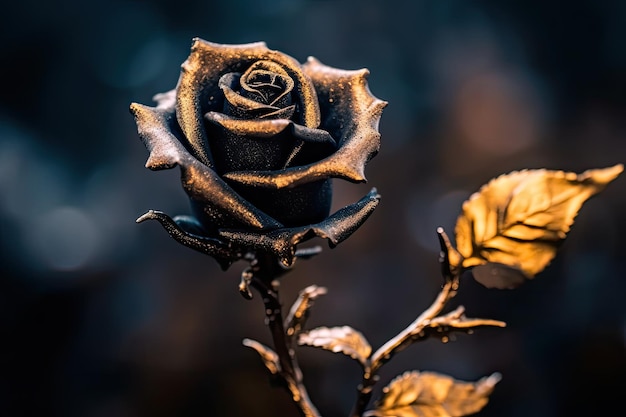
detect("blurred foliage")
[1,1,625,417]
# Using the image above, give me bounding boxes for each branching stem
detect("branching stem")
[349,228,463,417]
[349,279,457,417]
[250,264,320,417]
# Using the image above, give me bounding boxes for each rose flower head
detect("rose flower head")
[130,39,386,276]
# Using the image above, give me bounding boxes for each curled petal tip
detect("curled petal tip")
[129,102,140,115]
[128,102,146,117]
[342,166,368,184]
[135,209,167,223]
[368,187,381,200]
[136,210,153,223]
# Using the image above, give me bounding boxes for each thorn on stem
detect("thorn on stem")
[437,227,453,281]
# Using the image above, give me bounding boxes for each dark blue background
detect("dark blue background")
[2,1,625,416]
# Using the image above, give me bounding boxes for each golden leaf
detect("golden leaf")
[454,164,623,288]
[298,326,371,365]
[367,371,501,417]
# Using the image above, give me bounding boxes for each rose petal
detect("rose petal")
[308,187,380,247]
[222,57,387,189]
[219,72,281,113]
[205,111,334,144]
[136,210,239,270]
[129,101,282,230]
[239,60,295,107]
[218,188,380,268]
[258,105,296,120]
[205,112,336,173]
[175,38,321,167]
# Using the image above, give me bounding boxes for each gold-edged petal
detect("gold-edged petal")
[135,210,239,270]
[175,38,321,166]
[205,111,335,146]
[218,188,380,268]
[129,100,282,230]
[205,111,297,138]
[239,60,295,106]
[219,73,280,112]
[223,57,387,189]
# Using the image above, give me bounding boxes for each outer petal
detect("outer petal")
[175,38,321,166]
[205,112,335,144]
[223,57,387,189]
[136,210,239,270]
[219,188,381,268]
[129,100,282,230]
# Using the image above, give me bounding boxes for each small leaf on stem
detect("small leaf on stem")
[285,285,328,338]
[298,326,372,366]
[367,371,501,417]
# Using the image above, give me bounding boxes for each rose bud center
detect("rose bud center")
[242,70,289,105]
[218,60,296,121]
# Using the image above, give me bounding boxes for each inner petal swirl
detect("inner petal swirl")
[240,60,294,107]
[219,60,296,120]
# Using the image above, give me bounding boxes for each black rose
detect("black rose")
[130,39,386,273]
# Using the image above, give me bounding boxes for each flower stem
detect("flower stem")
[348,280,456,417]
[249,258,321,417]
[350,230,459,417]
